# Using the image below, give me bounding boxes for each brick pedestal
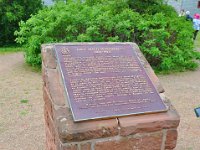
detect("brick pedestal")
[42,43,180,150]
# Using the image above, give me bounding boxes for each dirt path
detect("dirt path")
[159,71,200,150]
[0,52,45,150]
[0,52,200,150]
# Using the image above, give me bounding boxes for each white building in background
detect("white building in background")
[166,0,182,12]
[43,0,54,5]
[167,0,200,16]
[43,0,200,16]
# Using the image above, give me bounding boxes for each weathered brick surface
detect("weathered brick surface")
[80,142,91,150]
[145,66,164,93]
[59,115,119,142]
[119,108,180,136]
[44,68,66,106]
[42,45,57,69]
[44,106,57,137]
[60,143,78,150]
[45,122,57,150]
[43,85,69,123]
[95,132,163,150]
[42,63,47,87]
[165,130,178,149]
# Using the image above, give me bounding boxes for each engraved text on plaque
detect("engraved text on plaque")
[54,43,167,121]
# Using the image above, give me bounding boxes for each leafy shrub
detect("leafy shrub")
[15,1,140,66]
[137,13,197,71]
[15,0,200,72]
[0,0,42,46]
[127,0,163,14]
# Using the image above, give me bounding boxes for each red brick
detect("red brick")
[80,142,91,150]
[42,45,57,69]
[45,68,66,106]
[118,108,180,136]
[43,86,53,120]
[45,121,57,150]
[58,115,119,142]
[45,108,62,150]
[165,130,178,149]
[43,86,68,122]
[42,63,47,87]
[95,132,163,150]
[44,106,58,139]
[145,66,164,93]
[60,143,78,150]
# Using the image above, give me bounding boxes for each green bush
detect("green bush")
[137,13,197,71]
[127,0,163,14]
[15,1,140,66]
[0,0,42,46]
[15,0,200,72]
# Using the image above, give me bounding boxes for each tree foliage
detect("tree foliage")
[15,0,200,72]
[0,0,42,46]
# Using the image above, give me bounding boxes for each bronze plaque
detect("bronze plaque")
[54,43,167,122]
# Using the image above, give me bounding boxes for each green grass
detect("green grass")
[20,99,29,104]
[0,46,24,54]
[20,110,29,116]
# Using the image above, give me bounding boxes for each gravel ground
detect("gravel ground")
[0,52,200,150]
[0,52,45,150]
[159,70,200,150]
